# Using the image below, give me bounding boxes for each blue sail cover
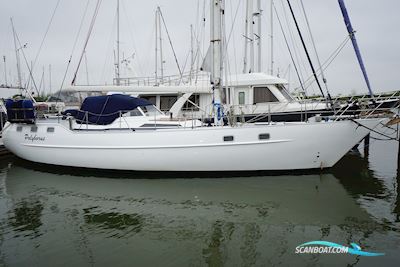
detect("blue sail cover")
[5,99,35,123]
[338,0,373,96]
[71,94,152,125]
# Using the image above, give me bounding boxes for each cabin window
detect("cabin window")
[276,84,294,101]
[130,109,143,116]
[140,95,157,106]
[183,94,200,111]
[16,126,23,132]
[47,127,55,133]
[31,126,38,132]
[160,95,178,111]
[253,87,279,104]
[259,133,270,140]
[224,136,234,142]
[238,92,245,105]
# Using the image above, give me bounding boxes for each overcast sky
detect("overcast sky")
[0,0,399,98]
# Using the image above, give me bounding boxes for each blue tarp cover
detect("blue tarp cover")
[66,94,151,125]
[5,99,35,123]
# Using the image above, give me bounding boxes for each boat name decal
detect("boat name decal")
[24,134,46,142]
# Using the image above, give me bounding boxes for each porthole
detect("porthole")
[224,136,234,142]
[16,126,23,132]
[47,127,55,133]
[259,133,270,140]
[31,126,38,132]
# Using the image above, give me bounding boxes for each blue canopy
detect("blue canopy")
[67,94,152,125]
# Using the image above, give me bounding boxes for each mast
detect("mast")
[155,9,158,84]
[249,0,254,73]
[42,66,45,95]
[84,52,89,85]
[211,0,224,125]
[116,0,120,85]
[11,18,23,90]
[256,0,262,72]
[270,0,274,75]
[190,24,194,84]
[2,56,7,86]
[49,64,52,94]
[243,0,249,73]
[338,0,373,97]
[158,7,164,84]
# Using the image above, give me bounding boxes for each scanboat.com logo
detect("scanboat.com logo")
[295,241,385,257]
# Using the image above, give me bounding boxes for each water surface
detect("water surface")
[0,134,400,266]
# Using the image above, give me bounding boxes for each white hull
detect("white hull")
[3,119,380,171]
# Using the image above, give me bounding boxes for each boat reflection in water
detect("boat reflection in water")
[1,155,400,267]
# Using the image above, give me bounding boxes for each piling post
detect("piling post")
[364,133,370,157]
[395,138,400,222]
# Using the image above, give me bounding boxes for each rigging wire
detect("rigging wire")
[301,35,350,91]
[299,0,331,98]
[24,0,61,91]
[273,2,305,92]
[280,0,308,93]
[55,0,91,104]
[285,0,326,99]
[99,9,118,84]
[121,0,145,77]
[14,30,40,97]
[71,0,102,85]
[158,9,183,81]
[32,0,61,74]
[195,0,207,83]
[229,0,240,79]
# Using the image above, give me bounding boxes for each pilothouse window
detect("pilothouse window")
[253,87,279,104]
[276,84,294,101]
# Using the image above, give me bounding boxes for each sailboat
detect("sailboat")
[2,0,384,172]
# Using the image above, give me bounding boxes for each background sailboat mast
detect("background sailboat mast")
[269,0,274,75]
[248,0,254,73]
[155,9,158,84]
[3,56,7,86]
[11,18,23,90]
[256,0,262,72]
[116,0,121,85]
[158,7,164,84]
[243,0,249,73]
